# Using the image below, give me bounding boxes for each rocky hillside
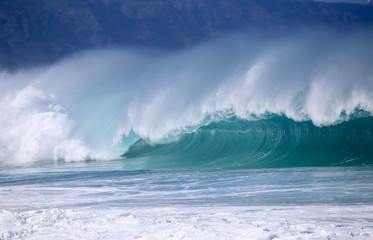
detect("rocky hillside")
[0,0,372,69]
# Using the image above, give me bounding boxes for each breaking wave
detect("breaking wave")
[0,28,373,167]
[123,114,373,169]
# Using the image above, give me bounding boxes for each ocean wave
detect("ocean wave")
[1,28,373,164]
[122,115,373,169]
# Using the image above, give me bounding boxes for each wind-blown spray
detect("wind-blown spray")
[1,28,373,166]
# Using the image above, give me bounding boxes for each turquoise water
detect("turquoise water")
[123,116,373,170]
[1,163,373,209]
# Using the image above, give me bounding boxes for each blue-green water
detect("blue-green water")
[1,163,373,209]
[123,116,373,170]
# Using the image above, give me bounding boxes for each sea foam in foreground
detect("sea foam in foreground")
[1,163,373,239]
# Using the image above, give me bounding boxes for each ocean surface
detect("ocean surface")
[1,29,373,239]
[1,161,373,240]
[1,116,373,239]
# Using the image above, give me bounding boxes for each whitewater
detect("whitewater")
[1,163,373,239]
[1,28,373,239]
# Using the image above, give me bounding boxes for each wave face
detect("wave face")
[123,115,373,169]
[1,28,373,166]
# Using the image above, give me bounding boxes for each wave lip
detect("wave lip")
[123,115,373,170]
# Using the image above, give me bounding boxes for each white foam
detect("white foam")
[0,87,68,162]
[0,86,100,163]
[1,206,372,240]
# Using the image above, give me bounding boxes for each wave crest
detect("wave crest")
[1,29,373,164]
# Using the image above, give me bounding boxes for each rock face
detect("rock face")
[0,0,372,69]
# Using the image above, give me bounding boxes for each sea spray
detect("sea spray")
[0,28,372,165]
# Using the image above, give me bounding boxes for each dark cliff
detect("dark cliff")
[0,0,372,69]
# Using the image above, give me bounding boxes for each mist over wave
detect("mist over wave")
[1,28,373,164]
